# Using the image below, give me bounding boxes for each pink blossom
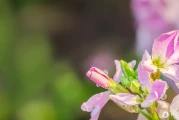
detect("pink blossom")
[109,93,140,106]
[138,63,168,108]
[83,68,111,120]
[141,80,168,108]
[86,67,110,88]
[109,60,140,109]
[82,60,133,119]
[137,62,151,92]
[141,30,179,87]
[81,91,110,120]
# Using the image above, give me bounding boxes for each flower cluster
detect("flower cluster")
[81,30,179,120]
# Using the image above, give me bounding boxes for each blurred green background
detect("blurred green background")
[0,0,176,120]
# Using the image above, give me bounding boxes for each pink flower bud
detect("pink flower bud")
[86,67,110,88]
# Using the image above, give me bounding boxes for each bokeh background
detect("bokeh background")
[0,0,178,120]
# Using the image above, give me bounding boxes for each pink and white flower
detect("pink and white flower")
[138,62,168,108]
[81,91,110,120]
[141,80,168,108]
[109,93,140,106]
[141,30,179,87]
[81,60,136,120]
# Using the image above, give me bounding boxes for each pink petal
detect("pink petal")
[175,82,179,90]
[142,50,152,61]
[152,30,179,63]
[167,42,179,65]
[86,67,110,88]
[81,91,110,120]
[150,80,168,100]
[137,62,151,92]
[90,105,100,120]
[170,94,179,120]
[141,92,158,108]
[128,60,136,68]
[113,60,122,83]
[142,50,157,73]
[141,80,168,108]
[161,65,179,83]
[109,93,140,106]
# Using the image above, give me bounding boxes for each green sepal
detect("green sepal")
[120,76,130,88]
[109,79,129,93]
[128,76,136,81]
[133,106,152,120]
[130,81,141,94]
[120,60,136,79]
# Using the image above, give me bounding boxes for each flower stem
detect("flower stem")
[133,106,152,120]
[109,80,129,93]
[169,114,175,120]
[146,102,160,120]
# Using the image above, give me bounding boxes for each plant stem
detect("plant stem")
[146,102,160,120]
[109,81,129,93]
[169,114,175,120]
[133,106,152,120]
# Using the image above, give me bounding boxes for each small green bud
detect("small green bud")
[120,60,136,79]
[128,76,136,81]
[120,76,130,88]
[130,81,141,94]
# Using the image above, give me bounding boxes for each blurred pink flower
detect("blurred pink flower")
[131,0,173,55]
[82,48,115,73]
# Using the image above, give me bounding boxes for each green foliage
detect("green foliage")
[0,1,95,120]
[0,93,10,120]
[17,101,57,120]
[119,60,141,94]
[120,76,130,88]
[120,60,136,79]
[130,81,140,94]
